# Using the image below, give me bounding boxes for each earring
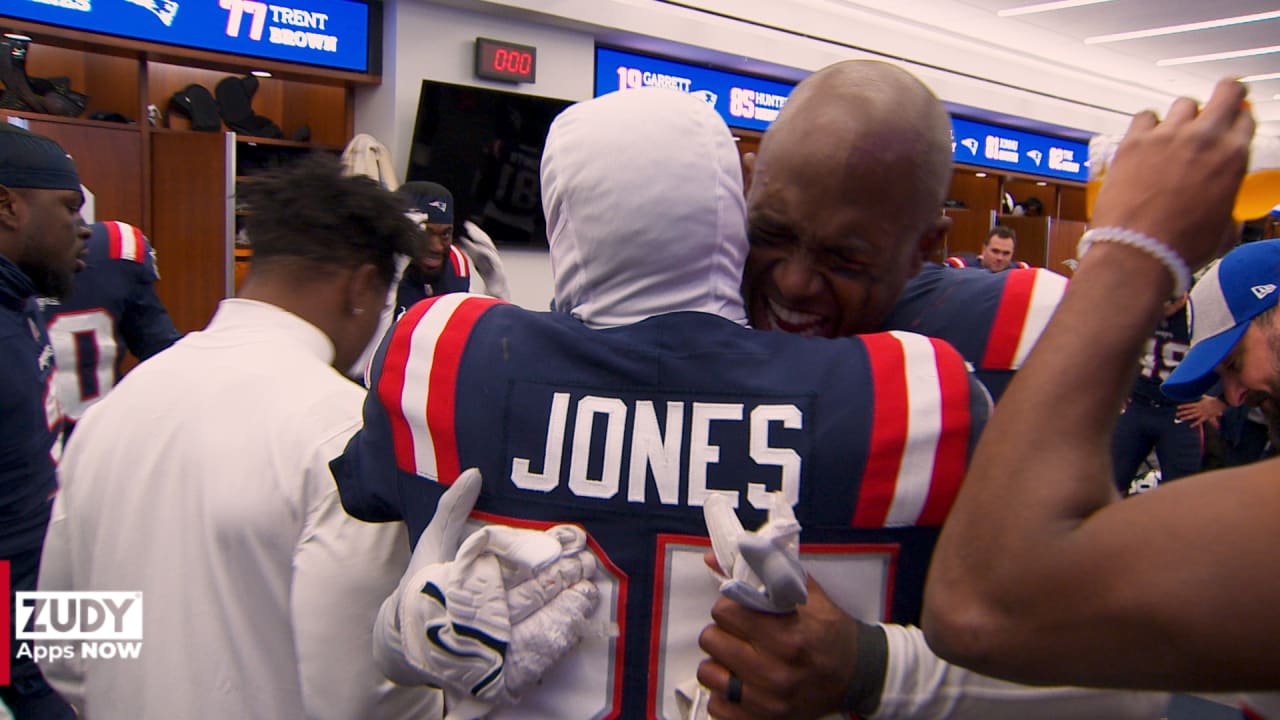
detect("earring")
[351,307,365,316]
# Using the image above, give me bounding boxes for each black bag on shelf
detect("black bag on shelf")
[0,37,88,118]
[166,83,221,131]
[215,74,282,139]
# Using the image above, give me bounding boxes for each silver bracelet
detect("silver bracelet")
[1076,226,1192,299]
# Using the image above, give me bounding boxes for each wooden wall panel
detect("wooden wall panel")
[946,171,999,255]
[18,117,144,227]
[1047,219,1087,277]
[150,131,229,333]
[1059,185,1087,222]
[281,81,347,145]
[22,43,140,121]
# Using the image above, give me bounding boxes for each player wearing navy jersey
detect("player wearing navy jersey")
[334,88,991,719]
[885,263,1066,400]
[1109,296,1201,494]
[0,123,84,720]
[41,221,179,428]
[702,60,1179,720]
[942,253,1031,271]
[741,74,1061,404]
[393,181,470,317]
[942,252,981,269]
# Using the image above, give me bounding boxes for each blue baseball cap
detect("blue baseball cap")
[1162,240,1280,402]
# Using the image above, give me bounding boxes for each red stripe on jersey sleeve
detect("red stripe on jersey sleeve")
[980,268,1036,370]
[449,245,470,278]
[944,256,965,268]
[1243,705,1266,720]
[377,300,435,475]
[917,339,972,526]
[426,296,502,484]
[853,333,909,528]
[105,221,124,260]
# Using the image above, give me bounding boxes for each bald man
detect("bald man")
[742,60,1065,401]
[695,62,1172,720]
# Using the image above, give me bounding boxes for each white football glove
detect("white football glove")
[376,469,601,719]
[458,221,511,301]
[703,492,807,614]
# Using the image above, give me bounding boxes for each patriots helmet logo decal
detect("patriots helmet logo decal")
[124,0,179,26]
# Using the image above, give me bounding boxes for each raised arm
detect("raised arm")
[923,80,1274,689]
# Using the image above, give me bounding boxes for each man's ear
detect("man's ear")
[0,186,24,232]
[345,262,387,315]
[742,152,756,196]
[914,213,952,270]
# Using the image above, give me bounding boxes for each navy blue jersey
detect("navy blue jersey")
[944,255,1030,271]
[394,244,472,316]
[41,221,180,422]
[1133,303,1191,403]
[0,256,61,557]
[1110,303,1200,492]
[884,263,1067,400]
[335,294,989,719]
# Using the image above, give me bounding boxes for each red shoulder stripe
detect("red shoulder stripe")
[980,268,1037,370]
[853,333,909,528]
[377,299,435,477]
[449,245,471,278]
[376,295,503,481]
[916,338,972,525]
[425,295,501,484]
[104,221,146,262]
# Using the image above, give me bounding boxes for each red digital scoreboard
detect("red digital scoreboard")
[475,37,537,84]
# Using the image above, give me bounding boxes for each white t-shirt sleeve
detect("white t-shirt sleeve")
[871,624,1170,720]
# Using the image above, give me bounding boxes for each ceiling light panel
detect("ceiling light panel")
[1085,10,1280,44]
[996,0,1114,17]
[1157,44,1280,67]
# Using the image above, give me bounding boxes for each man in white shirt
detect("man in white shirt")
[36,155,440,719]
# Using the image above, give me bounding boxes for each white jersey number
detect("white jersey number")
[47,308,117,421]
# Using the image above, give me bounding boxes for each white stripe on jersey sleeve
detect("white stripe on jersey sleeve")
[401,293,471,479]
[113,222,140,262]
[1010,270,1068,370]
[885,331,944,527]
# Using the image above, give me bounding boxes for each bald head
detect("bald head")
[759,60,953,232]
[742,61,956,338]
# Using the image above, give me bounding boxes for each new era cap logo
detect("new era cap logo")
[1252,284,1277,300]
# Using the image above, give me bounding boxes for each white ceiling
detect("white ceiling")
[809,0,1280,130]
[440,0,1280,135]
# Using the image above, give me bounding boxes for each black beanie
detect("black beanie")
[397,181,454,225]
[0,123,81,191]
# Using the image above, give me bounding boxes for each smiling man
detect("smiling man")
[741,60,1066,401]
[393,181,471,315]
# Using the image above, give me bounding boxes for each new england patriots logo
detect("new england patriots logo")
[960,138,979,155]
[123,0,179,26]
[690,89,718,108]
[1026,149,1043,166]
[429,200,449,213]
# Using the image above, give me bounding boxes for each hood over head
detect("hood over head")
[541,87,748,328]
